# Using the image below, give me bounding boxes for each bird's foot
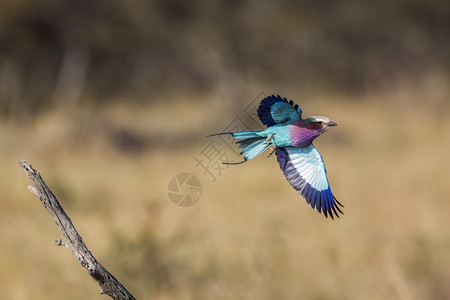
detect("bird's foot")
[267,146,276,158]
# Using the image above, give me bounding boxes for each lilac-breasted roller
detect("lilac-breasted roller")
[210,95,343,219]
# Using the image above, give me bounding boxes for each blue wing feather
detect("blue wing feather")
[275,145,343,219]
[257,95,303,127]
[316,192,321,213]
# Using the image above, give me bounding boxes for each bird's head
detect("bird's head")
[305,116,337,133]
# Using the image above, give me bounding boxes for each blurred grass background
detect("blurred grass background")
[1,0,450,299]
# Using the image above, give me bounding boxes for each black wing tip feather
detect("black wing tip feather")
[268,94,288,102]
[334,196,344,208]
[262,94,298,109]
[324,196,344,220]
[305,189,344,220]
[287,99,300,112]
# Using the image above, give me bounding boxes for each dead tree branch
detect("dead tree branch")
[19,160,136,300]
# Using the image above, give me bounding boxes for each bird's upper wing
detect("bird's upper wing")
[276,145,343,219]
[257,95,302,127]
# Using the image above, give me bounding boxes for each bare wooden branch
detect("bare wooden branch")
[19,160,136,300]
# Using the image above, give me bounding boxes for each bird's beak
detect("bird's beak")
[328,121,337,127]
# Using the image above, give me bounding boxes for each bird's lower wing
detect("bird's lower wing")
[275,145,343,219]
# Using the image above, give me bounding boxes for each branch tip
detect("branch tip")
[19,160,136,299]
[55,238,65,246]
[28,185,39,196]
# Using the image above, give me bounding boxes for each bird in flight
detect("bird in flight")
[209,95,343,219]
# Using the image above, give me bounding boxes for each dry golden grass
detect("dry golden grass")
[1,92,450,299]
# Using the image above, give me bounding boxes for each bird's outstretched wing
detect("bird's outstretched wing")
[257,95,302,127]
[276,145,343,219]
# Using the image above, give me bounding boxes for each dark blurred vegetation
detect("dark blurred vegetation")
[0,0,449,116]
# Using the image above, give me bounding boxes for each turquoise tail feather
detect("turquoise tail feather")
[237,137,261,149]
[208,129,271,164]
[232,130,271,161]
[231,130,265,139]
[241,138,271,161]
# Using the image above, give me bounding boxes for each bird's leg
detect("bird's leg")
[264,134,276,157]
[264,133,274,144]
[267,146,276,158]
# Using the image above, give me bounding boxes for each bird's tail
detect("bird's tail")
[207,130,272,164]
[236,137,272,163]
[206,130,264,139]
